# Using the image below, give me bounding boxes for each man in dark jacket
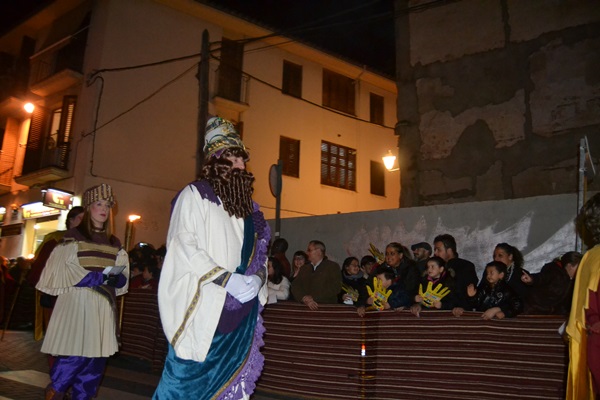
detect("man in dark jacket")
[433,234,479,316]
[291,240,341,310]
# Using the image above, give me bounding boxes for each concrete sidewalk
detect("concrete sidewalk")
[0,329,160,399]
[0,329,289,400]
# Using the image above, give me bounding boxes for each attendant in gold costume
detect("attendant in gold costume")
[37,184,129,400]
[566,192,600,399]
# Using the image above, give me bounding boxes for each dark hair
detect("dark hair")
[560,251,583,266]
[271,238,289,254]
[427,256,446,269]
[66,206,84,229]
[386,242,403,254]
[342,257,359,270]
[360,255,377,267]
[144,264,159,279]
[293,250,307,263]
[386,242,413,259]
[434,234,457,256]
[309,240,326,255]
[494,243,524,268]
[485,261,507,275]
[269,256,284,285]
[374,265,395,281]
[577,193,600,247]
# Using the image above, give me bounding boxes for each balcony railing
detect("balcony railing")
[215,68,250,105]
[29,28,88,88]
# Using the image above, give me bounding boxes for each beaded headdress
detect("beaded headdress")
[83,183,115,208]
[203,116,246,159]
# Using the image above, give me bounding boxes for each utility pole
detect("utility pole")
[196,29,210,178]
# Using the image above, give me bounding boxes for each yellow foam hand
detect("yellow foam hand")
[419,281,451,308]
[367,277,392,310]
[368,243,385,265]
[341,283,359,302]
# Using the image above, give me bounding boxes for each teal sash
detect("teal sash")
[154,214,258,400]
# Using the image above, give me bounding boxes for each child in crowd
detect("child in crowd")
[411,256,457,317]
[129,264,159,290]
[360,255,378,279]
[359,265,411,317]
[467,261,523,319]
[130,263,142,279]
[267,257,290,304]
[339,257,368,308]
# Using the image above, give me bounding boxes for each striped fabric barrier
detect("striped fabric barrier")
[119,289,168,371]
[257,302,568,400]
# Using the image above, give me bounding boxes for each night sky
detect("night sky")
[0,0,396,78]
[207,0,396,78]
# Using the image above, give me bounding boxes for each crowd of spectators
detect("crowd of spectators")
[1,232,585,331]
[0,241,166,332]
[266,235,583,322]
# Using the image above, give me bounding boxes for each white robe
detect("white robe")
[158,184,268,362]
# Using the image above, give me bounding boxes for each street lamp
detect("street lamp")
[124,214,141,251]
[23,102,35,113]
[382,150,398,172]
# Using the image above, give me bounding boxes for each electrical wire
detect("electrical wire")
[76,0,460,138]
[209,53,395,130]
[82,61,198,137]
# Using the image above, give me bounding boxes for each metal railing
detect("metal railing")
[29,29,88,86]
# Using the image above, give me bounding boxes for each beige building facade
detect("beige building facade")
[0,0,398,257]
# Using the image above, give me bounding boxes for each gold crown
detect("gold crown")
[203,117,246,159]
[83,183,115,208]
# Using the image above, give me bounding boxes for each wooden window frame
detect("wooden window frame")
[282,60,302,98]
[320,140,356,191]
[370,160,385,196]
[217,38,244,103]
[322,69,355,115]
[279,136,300,178]
[370,93,384,125]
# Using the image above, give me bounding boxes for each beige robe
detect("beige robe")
[36,240,129,357]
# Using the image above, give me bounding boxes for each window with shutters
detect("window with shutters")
[279,136,300,178]
[370,160,385,196]
[217,38,244,103]
[22,96,76,174]
[321,141,356,191]
[322,69,355,115]
[282,61,302,98]
[370,93,384,125]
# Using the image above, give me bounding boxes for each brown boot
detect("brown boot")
[45,385,64,400]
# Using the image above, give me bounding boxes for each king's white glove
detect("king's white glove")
[225,273,253,302]
[225,273,262,303]
[240,275,262,302]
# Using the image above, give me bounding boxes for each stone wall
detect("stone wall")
[272,193,580,279]
[396,0,600,205]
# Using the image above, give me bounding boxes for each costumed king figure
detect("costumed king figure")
[36,183,129,399]
[154,116,270,399]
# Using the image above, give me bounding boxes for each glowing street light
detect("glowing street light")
[382,150,398,172]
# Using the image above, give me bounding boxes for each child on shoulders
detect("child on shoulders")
[411,256,457,317]
[467,261,523,320]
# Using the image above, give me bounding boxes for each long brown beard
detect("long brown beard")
[207,167,255,219]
